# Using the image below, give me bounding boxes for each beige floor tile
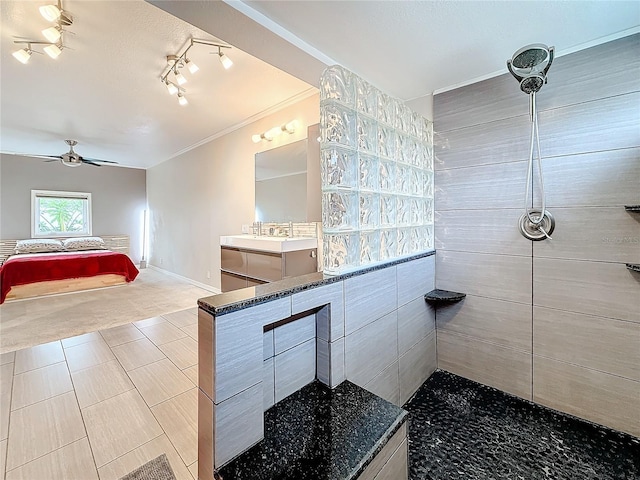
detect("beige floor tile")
[133,316,166,329]
[0,352,15,365]
[99,323,144,347]
[6,391,85,470]
[14,341,64,374]
[140,321,187,346]
[181,323,198,341]
[65,339,115,373]
[182,365,198,385]
[1,363,14,441]
[162,309,197,329]
[61,331,103,349]
[151,388,197,465]
[82,389,162,468]
[11,362,73,410]
[71,360,135,408]
[188,461,197,480]
[158,337,198,370]
[111,338,166,371]
[0,439,6,479]
[5,437,98,480]
[128,359,194,407]
[97,434,192,480]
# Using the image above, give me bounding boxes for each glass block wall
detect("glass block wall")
[320,65,434,274]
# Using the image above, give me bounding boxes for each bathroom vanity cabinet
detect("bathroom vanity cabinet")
[220,244,317,292]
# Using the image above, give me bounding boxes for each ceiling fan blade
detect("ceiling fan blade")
[80,156,119,164]
[81,159,102,167]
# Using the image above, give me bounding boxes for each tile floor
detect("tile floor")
[0,308,199,480]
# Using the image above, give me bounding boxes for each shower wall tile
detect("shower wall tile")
[534,306,639,381]
[344,266,398,335]
[434,34,640,132]
[397,297,435,356]
[542,148,640,208]
[396,254,435,306]
[533,258,640,323]
[436,294,532,352]
[263,358,274,411]
[533,356,640,437]
[274,314,315,355]
[399,331,437,405]
[533,207,640,263]
[435,209,530,256]
[274,338,315,403]
[292,282,344,342]
[436,250,532,304]
[363,360,400,406]
[434,161,527,211]
[437,330,531,400]
[435,115,531,170]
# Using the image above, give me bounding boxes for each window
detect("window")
[31,190,92,237]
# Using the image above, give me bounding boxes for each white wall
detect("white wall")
[147,93,320,289]
[0,154,147,262]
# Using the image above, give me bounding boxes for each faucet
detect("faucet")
[288,221,293,238]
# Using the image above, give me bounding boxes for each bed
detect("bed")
[0,235,139,304]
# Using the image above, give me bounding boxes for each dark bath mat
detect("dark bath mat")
[404,370,640,480]
[119,454,177,480]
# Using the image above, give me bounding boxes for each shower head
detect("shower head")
[507,44,554,94]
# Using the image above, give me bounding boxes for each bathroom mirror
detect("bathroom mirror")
[255,124,321,222]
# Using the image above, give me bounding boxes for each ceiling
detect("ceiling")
[2,1,638,170]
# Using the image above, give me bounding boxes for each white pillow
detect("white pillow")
[15,238,64,254]
[63,236,106,251]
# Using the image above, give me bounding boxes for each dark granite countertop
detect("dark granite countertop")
[218,380,408,480]
[424,288,466,304]
[199,251,435,316]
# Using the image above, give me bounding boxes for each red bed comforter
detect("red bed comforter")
[0,250,139,303]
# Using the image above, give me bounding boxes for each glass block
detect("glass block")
[321,101,356,148]
[409,167,424,196]
[425,225,434,250]
[423,118,434,144]
[424,171,434,197]
[356,114,378,154]
[425,198,434,223]
[320,65,355,106]
[410,226,428,253]
[409,139,422,168]
[410,111,422,139]
[410,197,425,225]
[424,144,434,170]
[323,232,359,274]
[379,228,397,260]
[396,134,410,164]
[380,194,396,227]
[377,125,396,159]
[394,100,410,133]
[377,93,395,126]
[322,190,358,231]
[359,192,379,230]
[379,159,396,192]
[359,230,380,265]
[396,164,411,195]
[397,227,411,256]
[356,77,377,117]
[358,153,379,191]
[397,196,411,226]
[321,146,358,189]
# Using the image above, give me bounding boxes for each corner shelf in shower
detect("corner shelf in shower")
[624,205,640,212]
[626,263,640,273]
[425,289,466,305]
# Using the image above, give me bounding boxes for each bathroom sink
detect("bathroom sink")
[220,234,318,253]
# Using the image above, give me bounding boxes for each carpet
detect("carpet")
[119,454,177,480]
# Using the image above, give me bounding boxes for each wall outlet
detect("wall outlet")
[159,257,163,265]
[206,271,211,279]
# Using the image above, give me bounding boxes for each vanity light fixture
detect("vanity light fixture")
[13,0,72,64]
[251,120,298,143]
[160,37,233,106]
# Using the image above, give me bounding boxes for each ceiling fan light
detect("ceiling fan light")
[175,70,187,85]
[186,58,199,74]
[39,4,61,21]
[12,48,32,64]
[165,81,178,95]
[178,93,188,106]
[42,26,61,42]
[219,52,233,70]
[44,43,62,59]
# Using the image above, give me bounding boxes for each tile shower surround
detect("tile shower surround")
[433,33,640,436]
[197,251,436,475]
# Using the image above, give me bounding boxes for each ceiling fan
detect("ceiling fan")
[30,140,119,167]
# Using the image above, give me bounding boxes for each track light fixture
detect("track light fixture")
[252,121,298,143]
[13,0,72,64]
[160,37,233,106]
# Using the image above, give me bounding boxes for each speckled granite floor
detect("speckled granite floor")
[404,370,640,480]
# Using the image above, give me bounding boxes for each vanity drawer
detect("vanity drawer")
[221,247,247,275]
[247,251,283,282]
[221,271,248,292]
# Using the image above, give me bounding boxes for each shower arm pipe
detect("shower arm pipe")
[524,91,547,227]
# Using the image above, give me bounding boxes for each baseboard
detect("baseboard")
[148,265,220,294]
